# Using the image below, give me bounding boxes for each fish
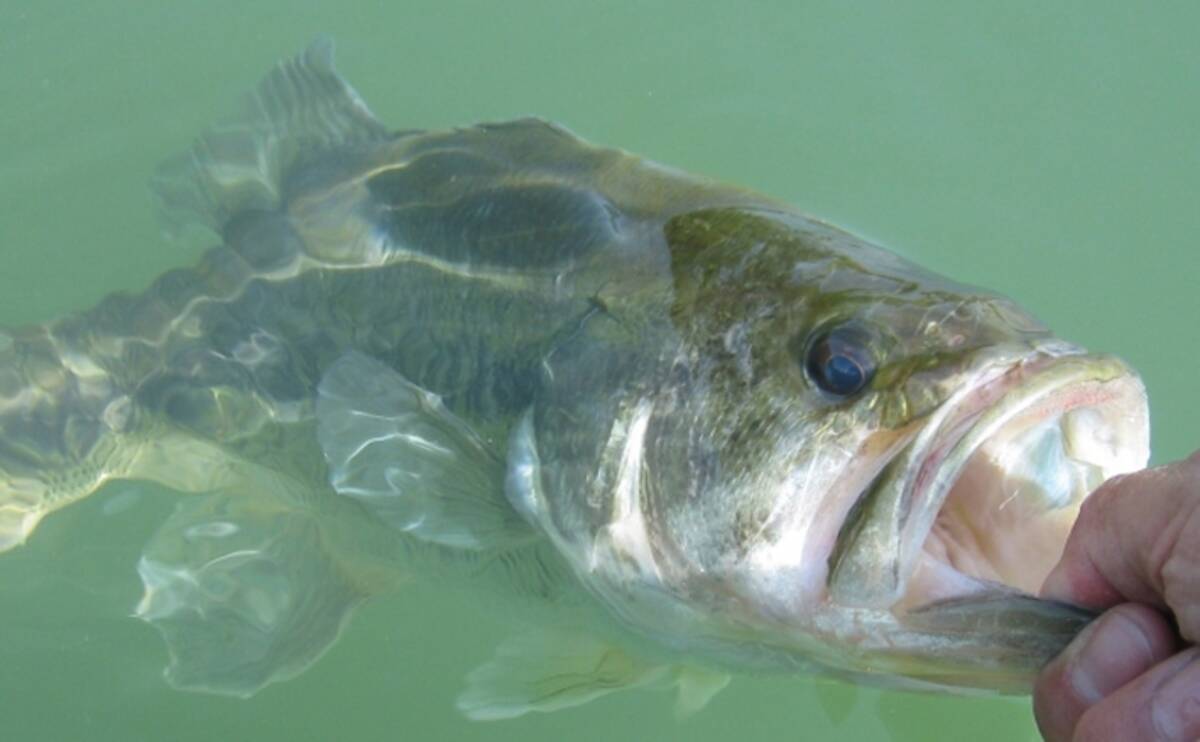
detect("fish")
[0,39,1149,719]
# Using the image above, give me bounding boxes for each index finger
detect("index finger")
[1041,451,1200,639]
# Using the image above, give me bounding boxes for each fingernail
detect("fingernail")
[1152,650,1200,740]
[1067,608,1156,704]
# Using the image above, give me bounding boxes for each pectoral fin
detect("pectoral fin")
[456,631,728,720]
[316,352,533,550]
[135,476,371,698]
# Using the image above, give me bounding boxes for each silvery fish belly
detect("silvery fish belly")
[0,40,1149,718]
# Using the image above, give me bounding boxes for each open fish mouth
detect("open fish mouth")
[828,343,1150,614]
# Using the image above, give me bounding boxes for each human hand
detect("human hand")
[1034,451,1200,740]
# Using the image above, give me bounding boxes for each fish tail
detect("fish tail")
[0,323,143,550]
[0,317,404,693]
[0,245,325,551]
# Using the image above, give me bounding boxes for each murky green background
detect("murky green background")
[1,2,1197,740]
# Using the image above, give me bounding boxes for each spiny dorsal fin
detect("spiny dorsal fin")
[152,37,388,235]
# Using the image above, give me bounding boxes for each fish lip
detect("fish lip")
[827,342,1148,610]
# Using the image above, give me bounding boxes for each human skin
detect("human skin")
[1033,451,1200,740]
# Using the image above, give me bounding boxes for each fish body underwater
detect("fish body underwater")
[0,40,1149,718]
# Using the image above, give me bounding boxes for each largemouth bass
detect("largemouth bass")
[0,40,1148,718]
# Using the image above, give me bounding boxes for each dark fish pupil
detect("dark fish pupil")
[802,325,876,397]
[823,354,865,394]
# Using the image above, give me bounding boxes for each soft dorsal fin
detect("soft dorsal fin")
[456,630,730,720]
[151,37,388,235]
[316,352,535,550]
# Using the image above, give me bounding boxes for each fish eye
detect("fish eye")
[804,326,876,397]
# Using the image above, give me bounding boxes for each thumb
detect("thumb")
[1034,604,1177,741]
[1067,647,1200,742]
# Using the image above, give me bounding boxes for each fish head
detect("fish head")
[512,205,1148,692]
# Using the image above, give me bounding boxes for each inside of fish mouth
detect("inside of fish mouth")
[892,377,1145,613]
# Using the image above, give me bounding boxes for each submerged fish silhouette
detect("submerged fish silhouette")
[0,39,1148,718]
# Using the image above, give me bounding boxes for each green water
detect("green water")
[1,2,1197,740]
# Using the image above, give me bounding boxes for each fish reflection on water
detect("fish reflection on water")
[0,40,1148,718]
